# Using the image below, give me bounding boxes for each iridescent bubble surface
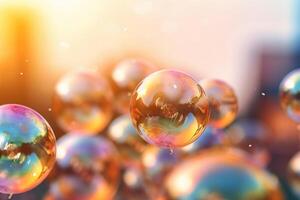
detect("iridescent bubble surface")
[200,79,238,129]
[54,134,120,200]
[111,58,155,114]
[53,69,113,134]
[108,114,146,153]
[0,104,56,194]
[165,148,283,200]
[279,69,300,122]
[130,69,210,148]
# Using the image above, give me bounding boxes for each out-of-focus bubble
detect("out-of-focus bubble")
[0,104,56,194]
[142,146,182,199]
[199,79,238,129]
[288,151,300,197]
[123,162,143,189]
[130,69,210,148]
[49,134,120,200]
[45,175,114,200]
[142,146,181,180]
[224,119,270,168]
[180,126,224,154]
[115,159,150,200]
[165,148,284,200]
[111,58,155,114]
[53,69,113,134]
[108,114,146,154]
[280,69,300,123]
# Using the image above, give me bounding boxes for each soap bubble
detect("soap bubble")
[0,104,56,194]
[53,69,113,134]
[165,148,283,200]
[50,134,120,200]
[280,69,300,122]
[130,69,210,148]
[111,58,155,114]
[200,79,238,128]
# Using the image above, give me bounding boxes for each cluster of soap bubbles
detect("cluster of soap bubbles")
[1,58,289,199]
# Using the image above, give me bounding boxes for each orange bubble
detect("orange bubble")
[111,58,155,114]
[130,69,210,148]
[53,69,113,134]
[200,79,238,129]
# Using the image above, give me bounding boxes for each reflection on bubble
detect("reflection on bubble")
[108,114,146,153]
[165,148,283,200]
[111,59,155,114]
[280,69,300,122]
[200,79,238,129]
[53,69,113,134]
[130,69,210,148]
[51,134,120,200]
[0,104,56,194]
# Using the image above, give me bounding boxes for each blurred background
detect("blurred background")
[0,0,299,199]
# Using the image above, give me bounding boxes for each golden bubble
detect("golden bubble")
[53,69,113,134]
[130,69,210,148]
[200,79,238,129]
[111,58,155,114]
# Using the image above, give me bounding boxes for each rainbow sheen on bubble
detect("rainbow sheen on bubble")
[53,134,120,200]
[279,69,300,122]
[0,104,56,194]
[53,69,113,134]
[111,58,155,114]
[108,114,146,153]
[200,79,238,128]
[165,148,283,200]
[130,69,210,148]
